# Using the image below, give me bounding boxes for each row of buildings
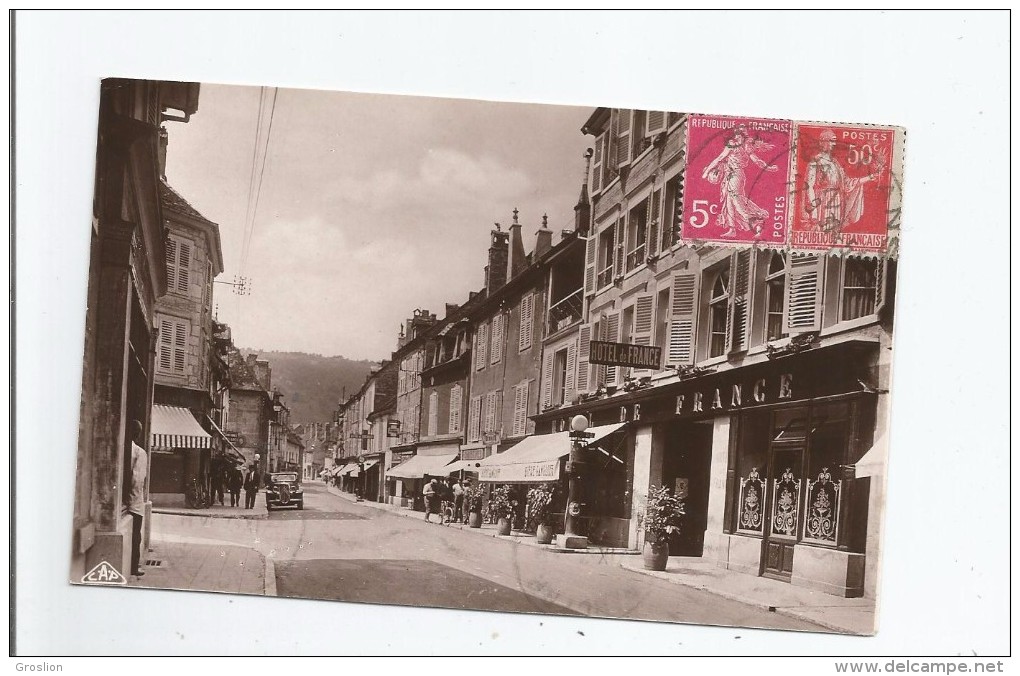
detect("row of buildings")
[72,79,303,583]
[327,106,897,600]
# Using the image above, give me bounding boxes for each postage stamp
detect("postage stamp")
[682,114,793,246]
[790,124,898,252]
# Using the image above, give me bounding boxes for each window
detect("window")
[158,317,188,374]
[662,174,682,251]
[512,381,530,438]
[518,294,534,352]
[625,198,648,272]
[552,348,568,407]
[165,234,192,295]
[841,258,878,321]
[654,287,670,367]
[764,252,787,342]
[708,268,730,358]
[597,223,616,289]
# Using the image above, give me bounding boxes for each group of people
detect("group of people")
[422,476,469,525]
[209,461,263,510]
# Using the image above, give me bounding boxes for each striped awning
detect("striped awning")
[151,405,212,450]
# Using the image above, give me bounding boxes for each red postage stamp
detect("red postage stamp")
[790,125,897,252]
[682,114,793,246]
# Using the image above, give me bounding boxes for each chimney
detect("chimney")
[534,213,553,260]
[486,222,509,292]
[158,127,169,180]
[445,303,460,318]
[574,148,594,236]
[507,208,527,280]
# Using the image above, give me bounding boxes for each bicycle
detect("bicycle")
[440,499,455,525]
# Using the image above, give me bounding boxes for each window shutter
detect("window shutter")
[729,250,754,353]
[485,392,497,434]
[603,311,621,385]
[615,215,625,278]
[874,257,888,313]
[490,314,503,364]
[177,241,191,293]
[165,238,177,292]
[159,319,173,371]
[541,349,554,412]
[584,234,597,296]
[576,323,592,393]
[565,341,577,400]
[784,253,824,333]
[607,109,620,175]
[468,395,481,441]
[647,189,662,257]
[475,323,489,369]
[617,109,634,168]
[511,385,522,437]
[667,272,699,366]
[448,386,462,433]
[518,293,534,352]
[428,391,438,437]
[173,320,187,373]
[630,293,656,376]
[495,390,504,435]
[646,110,667,136]
[591,133,604,193]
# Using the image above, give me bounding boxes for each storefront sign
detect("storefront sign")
[589,340,662,370]
[390,450,414,467]
[386,420,401,437]
[478,460,560,483]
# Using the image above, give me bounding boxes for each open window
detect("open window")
[707,267,730,359]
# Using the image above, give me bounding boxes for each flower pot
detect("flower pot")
[468,511,482,528]
[535,523,554,545]
[642,540,669,571]
[497,517,512,536]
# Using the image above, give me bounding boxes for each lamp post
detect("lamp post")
[559,414,594,550]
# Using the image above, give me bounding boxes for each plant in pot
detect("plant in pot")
[638,485,685,571]
[526,483,557,544]
[465,485,485,528]
[489,485,518,536]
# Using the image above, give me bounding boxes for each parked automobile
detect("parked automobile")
[265,472,304,511]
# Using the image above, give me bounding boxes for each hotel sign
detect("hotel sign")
[589,340,662,370]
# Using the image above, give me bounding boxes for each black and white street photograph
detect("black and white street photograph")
[11,10,1011,663]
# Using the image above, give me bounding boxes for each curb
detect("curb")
[264,555,277,597]
[153,508,268,520]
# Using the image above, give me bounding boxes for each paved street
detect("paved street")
[146,482,828,632]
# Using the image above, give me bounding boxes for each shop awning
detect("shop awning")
[151,405,212,450]
[854,434,887,478]
[441,459,476,475]
[205,416,245,460]
[387,453,459,480]
[350,458,380,478]
[477,422,627,483]
[336,463,357,476]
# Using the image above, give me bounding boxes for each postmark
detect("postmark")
[790,124,898,253]
[682,114,793,246]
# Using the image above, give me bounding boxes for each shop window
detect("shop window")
[708,268,729,358]
[764,252,788,342]
[841,258,878,321]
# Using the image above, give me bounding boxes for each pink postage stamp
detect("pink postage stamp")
[682,114,793,246]
[790,124,898,252]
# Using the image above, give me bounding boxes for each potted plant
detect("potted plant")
[638,485,685,571]
[489,485,518,536]
[465,485,485,528]
[526,483,557,544]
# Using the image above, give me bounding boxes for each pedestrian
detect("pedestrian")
[228,464,243,507]
[452,477,465,524]
[423,478,439,523]
[243,463,259,509]
[127,420,148,578]
[211,461,225,506]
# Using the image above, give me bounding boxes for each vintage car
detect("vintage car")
[265,472,304,511]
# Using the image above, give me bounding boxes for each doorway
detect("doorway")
[762,439,805,581]
[661,421,713,557]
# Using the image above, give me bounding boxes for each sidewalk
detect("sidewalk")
[153,501,268,520]
[129,535,269,596]
[326,484,875,635]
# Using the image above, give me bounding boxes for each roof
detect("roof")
[159,181,224,275]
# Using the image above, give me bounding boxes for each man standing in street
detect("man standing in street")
[243,463,260,509]
[228,463,243,507]
[127,420,148,578]
[452,477,465,524]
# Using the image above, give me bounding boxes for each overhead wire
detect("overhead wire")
[241,86,278,273]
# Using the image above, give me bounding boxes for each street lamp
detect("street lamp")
[559,415,594,550]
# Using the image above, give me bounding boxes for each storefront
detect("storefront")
[346,455,383,501]
[386,445,459,511]
[149,404,214,507]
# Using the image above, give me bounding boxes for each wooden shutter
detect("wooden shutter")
[667,272,699,366]
[448,385,462,433]
[428,391,439,436]
[784,253,824,333]
[603,311,621,385]
[874,257,888,313]
[614,215,625,278]
[646,110,667,136]
[165,238,177,292]
[173,320,187,373]
[485,391,497,434]
[468,395,481,441]
[514,382,529,437]
[565,341,577,400]
[591,132,605,193]
[541,349,554,412]
[630,293,656,375]
[584,234,597,296]
[607,109,620,175]
[729,250,754,353]
[177,240,191,293]
[518,293,534,352]
[647,189,662,257]
[617,109,633,168]
[490,314,503,364]
[475,322,488,369]
[576,323,592,393]
[159,318,173,371]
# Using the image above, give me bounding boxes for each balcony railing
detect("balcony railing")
[547,288,584,334]
[596,265,614,291]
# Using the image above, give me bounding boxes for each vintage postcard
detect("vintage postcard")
[71,78,904,637]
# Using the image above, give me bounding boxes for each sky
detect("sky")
[164,84,593,361]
